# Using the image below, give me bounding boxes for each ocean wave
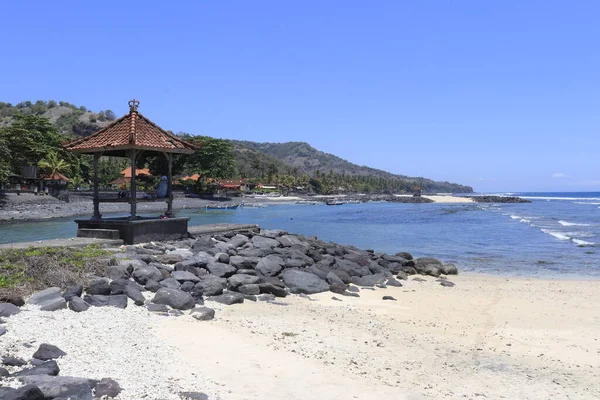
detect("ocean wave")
[572,202,600,205]
[572,239,596,246]
[558,220,591,227]
[564,231,595,238]
[541,229,571,240]
[510,215,521,220]
[520,218,531,224]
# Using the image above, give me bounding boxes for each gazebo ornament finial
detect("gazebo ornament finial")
[128,99,140,113]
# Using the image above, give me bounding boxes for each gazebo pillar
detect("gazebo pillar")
[166,153,174,217]
[92,153,101,219]
[130,149,137,219]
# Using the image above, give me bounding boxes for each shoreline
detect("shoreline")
[0,192,500,224]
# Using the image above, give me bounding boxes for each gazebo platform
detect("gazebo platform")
[75,217,190,245]
[64,99,199,245]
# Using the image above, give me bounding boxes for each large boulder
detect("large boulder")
[0,385,45,400]
[124,285,145,306]
[85,278,111,295]
[171,271,201,283]
[106,264,130,281]
[210,292,245,305]
[2,356,26,366]
[160,277,181,289]
[190,307,215,321]
[193,276,226,297]
[17,375,94,399]
[132,264,163,284]
[440,263,458,275]
[237,247,273,258]
[395,251,413,260]
[0,294,25,307]
[61,285,83,302]
[330,269,352,284]
[12,360,59,377]
[28,288,67,312]
[32,344,66,361]
[281,269,329,294]
[68,297,89,312]
[276,235,303,247]
[414,257,443,277]
[351,273,387,287]
[309,263,333,280]
[155,254,184,264]
[255,255,285,277]
[335,259,371,277]
[227,274,261,291]
[228,234,250,248]
[83,294,128,309]
[259,229,287,238]
[258,283,288,297]
[206,262,236,278]
[344,252,370,266]
[251,235,280,250]
[152,288,195,310]
[238,284,260,295]
[229,256,257,269]
[94,378,122,399]
[0,303,20,317]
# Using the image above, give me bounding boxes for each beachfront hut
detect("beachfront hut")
[63,99,198,244]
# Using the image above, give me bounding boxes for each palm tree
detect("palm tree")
[38,152,70,178]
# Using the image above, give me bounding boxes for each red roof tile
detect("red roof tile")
[64,103,198,154]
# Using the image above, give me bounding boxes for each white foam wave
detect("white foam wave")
[510,215,520,219]
[572,202,600,205]
[564,231,595,238]
[520,218,531,224]
[558,220,591,227]
[572,239,596,246]
[541,229,571,240]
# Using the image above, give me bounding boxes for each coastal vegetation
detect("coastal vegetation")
[0,100,473,194]
[0,245,110,296]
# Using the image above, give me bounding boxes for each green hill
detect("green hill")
[0,100,473,193]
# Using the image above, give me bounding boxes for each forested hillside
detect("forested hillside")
[0,100,473,193]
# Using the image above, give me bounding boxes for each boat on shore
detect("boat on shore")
[205,203,240,210]
[326,199,345,206]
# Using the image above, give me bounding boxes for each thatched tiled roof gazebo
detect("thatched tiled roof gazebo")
[64,100,198,244]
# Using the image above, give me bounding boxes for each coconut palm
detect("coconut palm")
[37,152,70,178]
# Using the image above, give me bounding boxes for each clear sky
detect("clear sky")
[2,1,599,192]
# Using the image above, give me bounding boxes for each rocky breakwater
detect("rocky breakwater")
[0,229,457,399]
[468,195,531,203]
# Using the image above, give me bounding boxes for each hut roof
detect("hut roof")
[64,100,198,155]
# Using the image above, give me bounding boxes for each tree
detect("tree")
[38,152,70,178]
[105,110,116,120]
[0,135,11,183]
[267,162,278,184]
[183,136,236,179]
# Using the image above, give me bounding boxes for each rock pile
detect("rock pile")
[0,228,458,398]
[0,341,121,400]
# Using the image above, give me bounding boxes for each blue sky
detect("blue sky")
[2,1,599,192]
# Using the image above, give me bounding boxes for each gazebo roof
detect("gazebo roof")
[64,100,198,155]
[120,167,152,178]
[42,172,70,181]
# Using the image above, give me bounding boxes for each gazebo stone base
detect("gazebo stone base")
[75,217,190,245]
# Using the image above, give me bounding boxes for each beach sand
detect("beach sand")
[157,274,600,400]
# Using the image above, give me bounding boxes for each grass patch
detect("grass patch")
[0,245,112,298]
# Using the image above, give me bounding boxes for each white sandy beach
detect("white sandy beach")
[158,273,599,400]
[3,274,599,399]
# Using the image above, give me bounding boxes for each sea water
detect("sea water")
[0,192,598,278]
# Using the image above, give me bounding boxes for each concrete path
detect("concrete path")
[0,223,260,249]
[0,237,123,249]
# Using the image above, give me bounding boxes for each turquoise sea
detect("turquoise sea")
[1,192,599,278]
